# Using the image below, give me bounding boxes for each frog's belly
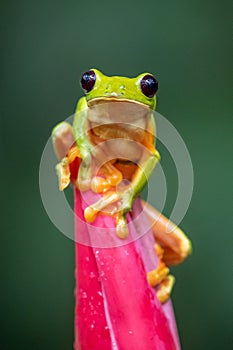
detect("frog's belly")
[87,99,149,161]
[90,124,144,162]
[107,137,142,162]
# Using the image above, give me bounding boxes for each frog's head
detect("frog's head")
[80,68,158,110]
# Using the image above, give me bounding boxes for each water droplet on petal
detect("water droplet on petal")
[89,271,96,279]
[82,291,87,299]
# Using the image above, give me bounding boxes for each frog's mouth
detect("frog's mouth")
[87,97,151,125]
[88,97,149,108]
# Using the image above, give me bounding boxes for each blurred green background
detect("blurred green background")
[1,0,232,349]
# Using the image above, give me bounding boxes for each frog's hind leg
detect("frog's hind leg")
[141,200,192,266]
[142,199,191,303]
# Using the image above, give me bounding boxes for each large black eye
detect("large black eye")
[140,74,158,98]
[80,70,96,92]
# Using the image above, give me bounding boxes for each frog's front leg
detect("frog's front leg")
[118,147,160,213]
[72,97,96,191]
[84,148,160,238]
[84,191,129,239]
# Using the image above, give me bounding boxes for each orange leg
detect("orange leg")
[142,200,192,303]
[141,200,192,266]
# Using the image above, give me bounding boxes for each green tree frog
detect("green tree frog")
[53,68,161,236]
[52,69,192,302]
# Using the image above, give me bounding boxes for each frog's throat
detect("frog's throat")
[88,97,151,110]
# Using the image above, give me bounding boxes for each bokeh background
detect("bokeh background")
[1,0,232,349]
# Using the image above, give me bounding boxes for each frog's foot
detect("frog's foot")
[55,157,71,191]
[84,191,129,239]
[55,145,82,191]
[67,145,81,163]
[91,162,123,194]
[84,191,120,223]
[52,122,82,191]
[156,275,175,304]
[115,212,128,239]
[84,180,134,238]
[147,243,175,303]
[147,261,170,287]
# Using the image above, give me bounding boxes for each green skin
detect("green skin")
[73,69,156,157]
[52,69,192,285]
[55,68,160,215]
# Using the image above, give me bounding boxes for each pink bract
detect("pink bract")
[74,189,180,350]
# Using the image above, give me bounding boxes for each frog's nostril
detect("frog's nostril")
[104,84,125,97]
[105,84,110,95]
[119,85,125,95]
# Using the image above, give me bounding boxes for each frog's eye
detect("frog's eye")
[140,74,158,98]
[80,70,96,92]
